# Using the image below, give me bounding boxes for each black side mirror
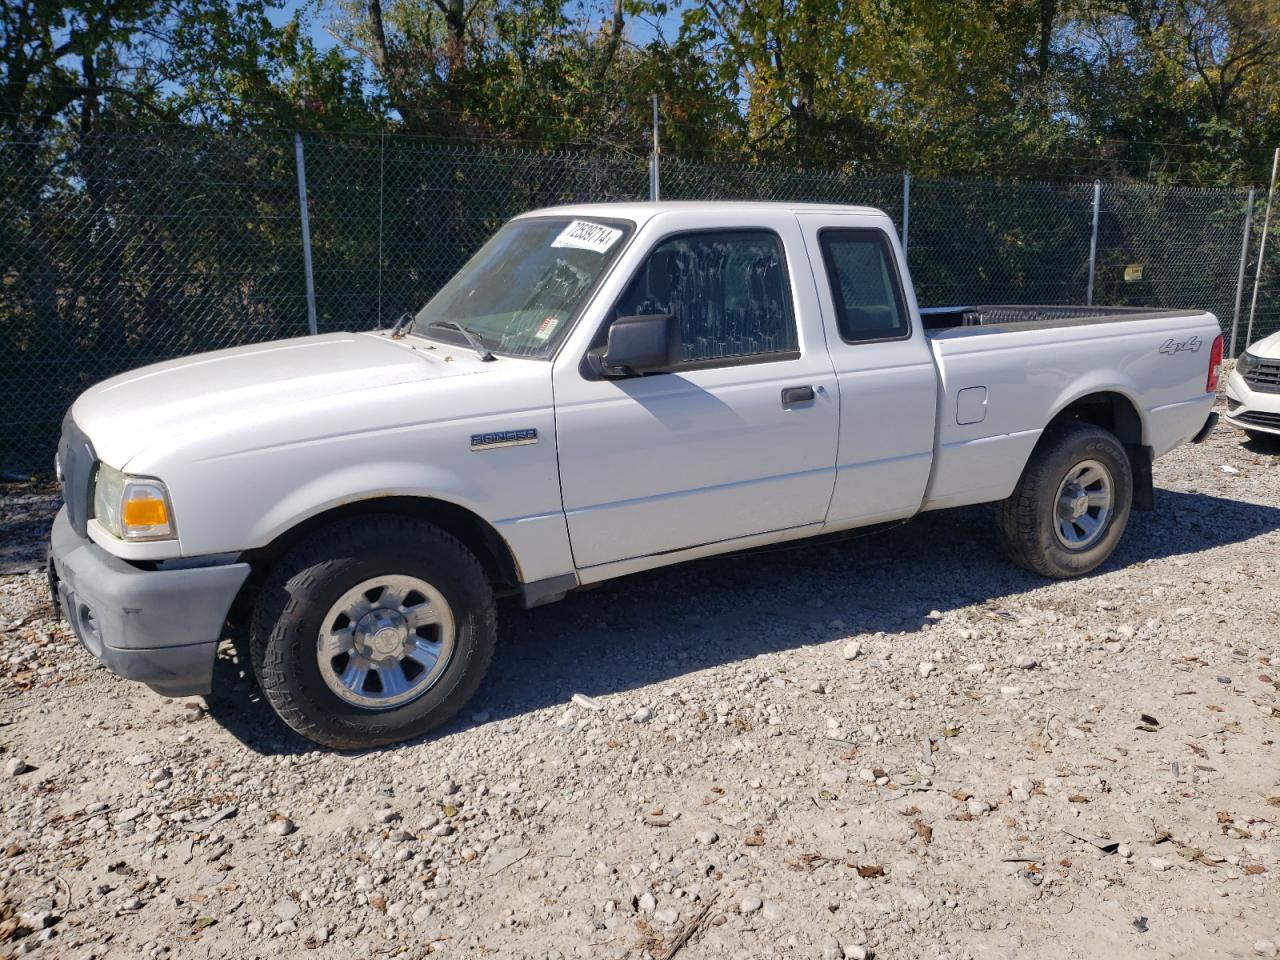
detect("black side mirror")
[594,313,683,377]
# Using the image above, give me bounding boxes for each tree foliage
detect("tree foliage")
[3,0,1278,180]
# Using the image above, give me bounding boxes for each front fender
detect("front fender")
[246,460,489,550]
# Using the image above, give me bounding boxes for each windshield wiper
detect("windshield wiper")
[424,320,495,362]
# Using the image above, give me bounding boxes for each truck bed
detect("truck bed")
[921,304,1191,335]
[918,304,1220,513]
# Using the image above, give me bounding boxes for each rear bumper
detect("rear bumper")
[48,507,250,697]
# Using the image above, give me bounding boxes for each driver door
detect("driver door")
[552,211,839,572]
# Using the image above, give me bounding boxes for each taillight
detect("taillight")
[1207,333,1224,393]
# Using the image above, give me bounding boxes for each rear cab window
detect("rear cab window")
[818,229,911,343]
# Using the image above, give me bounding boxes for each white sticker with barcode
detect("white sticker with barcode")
[551,220,622,253]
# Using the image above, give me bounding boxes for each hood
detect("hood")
[73,332,474,467]
[1245,330,1280,360]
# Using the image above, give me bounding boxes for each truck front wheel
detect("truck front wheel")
[250,516,496,749]
[997,422,1133,579]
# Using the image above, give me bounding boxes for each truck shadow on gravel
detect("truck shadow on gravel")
[204,487,1280,755]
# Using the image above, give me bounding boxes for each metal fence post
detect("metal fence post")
[293,134,318,337]
[901,171,911,252]
[1229,187,1256,358]
[294,133,318,336]
[377,132,385,329]
[649,94,661,202]
[1246,147,1280,347]
[1086,180,1101,306]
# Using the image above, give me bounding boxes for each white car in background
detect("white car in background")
[1225,332,1280,442]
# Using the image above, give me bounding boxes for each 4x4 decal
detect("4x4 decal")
[1159,335,1203,355]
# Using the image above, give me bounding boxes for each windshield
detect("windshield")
[412,216,632,357]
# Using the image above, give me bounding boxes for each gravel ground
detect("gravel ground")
[0,410,1277,960]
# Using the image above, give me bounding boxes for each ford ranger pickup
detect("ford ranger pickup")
[48,202,1223,747]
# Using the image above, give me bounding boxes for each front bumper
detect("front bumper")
[1223,369,1280,436]
[48,507,250,697]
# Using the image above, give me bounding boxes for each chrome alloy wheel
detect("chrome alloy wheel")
[1053,458,1113,550]
[316,575,456,709]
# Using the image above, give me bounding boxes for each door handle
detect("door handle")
[781,385,816,406]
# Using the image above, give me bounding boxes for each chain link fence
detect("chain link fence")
[2,126,1277,473]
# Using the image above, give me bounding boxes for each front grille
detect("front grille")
[1235,409,1280,429]
[1243,359,1280,394]
[57,414,97,538]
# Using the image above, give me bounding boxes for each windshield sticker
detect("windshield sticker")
[551,220,623,253]
[533,316,560,341]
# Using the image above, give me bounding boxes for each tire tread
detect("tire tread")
[997,422,1132,579]
[249,516,495,749]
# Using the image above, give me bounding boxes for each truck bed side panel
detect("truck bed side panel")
[922,312,1219,511]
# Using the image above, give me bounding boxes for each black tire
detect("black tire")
[250,516,496,749]
[997,422,1133,579]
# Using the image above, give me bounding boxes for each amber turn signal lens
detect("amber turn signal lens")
[122,496,169,528]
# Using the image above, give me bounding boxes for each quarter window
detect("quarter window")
[819,230,909,342]
[612,231,798,364]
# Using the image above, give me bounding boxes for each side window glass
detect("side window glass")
[819,230,909,342]
[613,231,798,363]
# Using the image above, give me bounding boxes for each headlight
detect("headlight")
[93,464,176,541]
[1236,351,1259,376]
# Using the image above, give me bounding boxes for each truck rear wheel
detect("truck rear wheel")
[997,422,1133,579]
[250,516,496,749]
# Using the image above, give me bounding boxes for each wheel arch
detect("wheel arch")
[229,495,522,627]
[1039,389,1153,510]
[1046,388,1145,446]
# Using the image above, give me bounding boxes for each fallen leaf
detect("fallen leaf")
[0,916,30,944]
[1068,794,1089,803]
[367,894,386,911]
[1244,864,1266,875]
[194,917,216,930]
[855,864,884,878]
[1140,713,1160,726]
[912,819,933,845]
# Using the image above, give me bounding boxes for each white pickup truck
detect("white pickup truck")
[49,202,1223,748]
